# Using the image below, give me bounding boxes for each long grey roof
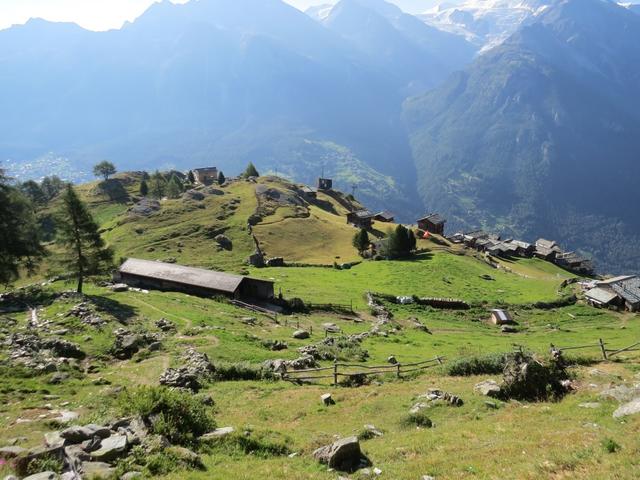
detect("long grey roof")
[585,287,618,305]
[119,258,245,293]
[611,277,640,305]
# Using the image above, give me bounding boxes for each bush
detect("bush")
[202,430,290,458]
[118,387,215,446]
[602,438,621,454]
[445,353,506,376]
[402,411,433,428]
[212,361,275,381]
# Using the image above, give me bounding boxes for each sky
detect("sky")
[0,0,444,31]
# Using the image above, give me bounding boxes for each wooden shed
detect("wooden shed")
[417,214,446,236]
[347,210,375,229]
[116,258,274,301]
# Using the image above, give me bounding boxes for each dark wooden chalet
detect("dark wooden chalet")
[347,210,375,229]
[417,214,446,235]
[317,178,333,191]
[374,211,395,223]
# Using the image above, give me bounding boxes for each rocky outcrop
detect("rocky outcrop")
[159,348,216,391]
[313,436,370,472]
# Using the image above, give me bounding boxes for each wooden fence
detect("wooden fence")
[230,300,278,321]
[282,356,445,385]
[552,338,640,360]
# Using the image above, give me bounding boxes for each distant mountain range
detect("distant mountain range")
[405,0,640,274]
[2,0,640,273]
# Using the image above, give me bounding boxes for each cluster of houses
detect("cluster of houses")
[584,275,640,312]
[448,231,594,275]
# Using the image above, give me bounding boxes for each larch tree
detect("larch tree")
[55,184,113,293]
[0,170,45,286]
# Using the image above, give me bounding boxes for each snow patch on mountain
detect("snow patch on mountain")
[419,0,552,52]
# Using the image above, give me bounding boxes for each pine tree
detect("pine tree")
[352,228,370,254]
[217,171,226,185]
[139,179,149,197]
[187,170,196,184]
[149,171,167,199]
[243,162,259,178]
[386,225,413,259]
[166,175,183,199]
[0,171,45,286]
[55,185,113,293]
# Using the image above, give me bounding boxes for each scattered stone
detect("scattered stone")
[159,348,215,391]
[475,380,501,398]
[90,434,128,462]
[48,372,70,385]
[120,472,142,480]
[92,377,111,386]
[201,427,235,441]
[600,385,640,403]
[214,234,233,250]
[578,402,601,409]
[387,355,398,365]
[292,330,310,340]
[22,473,58,480]
[155,318,176,332]
[322,323,341,333]
[313,436,369,472]
[0,445,27,458]
[241,317,257,326]
[422,476,436,480]
[321,393,335,406]
[362,425,383,438]
[129,198,160,216]
[613,398,640,418]
[61,424,110,443]
[110,284,129,292]
[417,389,464,407]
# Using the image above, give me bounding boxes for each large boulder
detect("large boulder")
[214,234,233,251]
[60,424,110,443]
[313,436,369,472]
[90,435,128,462]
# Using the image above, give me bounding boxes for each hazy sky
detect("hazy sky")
[0,0,447,31]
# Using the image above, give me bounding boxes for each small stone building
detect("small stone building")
[192,167,219,186]
[347,210,375,229]
[417,214,446,236]
[116,258,274,301]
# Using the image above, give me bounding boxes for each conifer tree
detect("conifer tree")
[55,185,113,293]
[218,170,226,185]
[0,171,45,286]
[352,228,370,255]
[187,170,196,184]
[243,162,259,178]
[139,179,149,197]
[149,171,167,198]
[166,175,183,199]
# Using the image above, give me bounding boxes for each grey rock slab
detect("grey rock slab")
[0,445,27,458]
[613,398,640,418]
[474,380,501,398]
[201,427,234,441]
[313,436,366,471]
[90,434,127,462]
[22,473,58,480]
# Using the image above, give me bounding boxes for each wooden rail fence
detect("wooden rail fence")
[552,338,640,360]
[282,356,445,385]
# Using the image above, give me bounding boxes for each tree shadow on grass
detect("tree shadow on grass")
[88,294,138,324]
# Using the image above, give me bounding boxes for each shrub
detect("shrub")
[212,361,275,381]
[602,438,621,453]
[445,353,506,376]
[402,411,433,428]
[202,430,290,458]
[118,387,215,446]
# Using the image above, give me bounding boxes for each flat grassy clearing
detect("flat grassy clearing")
[251,252,574,309]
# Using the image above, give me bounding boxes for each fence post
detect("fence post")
[396,363,401,379]
[310,325,313,336]
[333,360,338,387]
[297,319,300,329]
[599,338,608,360]
[436,356,443,365]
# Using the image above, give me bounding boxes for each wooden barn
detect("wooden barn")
[116,258,274,301]
[374,211,395,223]
[347,210,375,229]
[191,167,219,186]
[417,214,446,236]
